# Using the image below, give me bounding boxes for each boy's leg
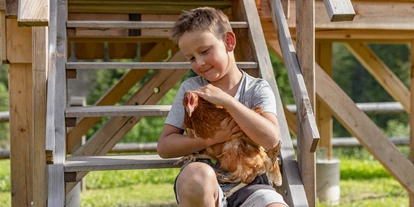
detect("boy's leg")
[176,162,221,207]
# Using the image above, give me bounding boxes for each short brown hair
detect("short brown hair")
[171,7,232,44]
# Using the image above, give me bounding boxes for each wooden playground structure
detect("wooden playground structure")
[1,0,414,206]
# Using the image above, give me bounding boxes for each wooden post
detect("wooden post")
[315,42,333,160]
[32,26,48,207]
[296,0,316,205]
[410,40,414,207]
[6,18,33,207]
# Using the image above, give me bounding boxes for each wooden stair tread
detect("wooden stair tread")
[66,61,258,69]
[67,20,248,29]
[65,105,171,117]
[65,154,181,172]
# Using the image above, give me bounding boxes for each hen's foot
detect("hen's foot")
[174,153,212,166]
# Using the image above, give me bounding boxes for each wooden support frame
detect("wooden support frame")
[296,0,316,205]
[66,52,189,192]
[345,42,410,113]
[5,0,17,17]
[0,11,5,63]
[32,26,48,207]
[316,63,414,196]
[323,0,355,22]
[17,0,48,26]
[315,41,333,160]
[6,18,31,63]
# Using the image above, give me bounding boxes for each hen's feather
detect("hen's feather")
[182,91,282,186]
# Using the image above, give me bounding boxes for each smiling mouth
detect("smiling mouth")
[201,67,213,73]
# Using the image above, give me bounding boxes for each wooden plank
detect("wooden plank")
[65,105,171,117]
[68,36,171,43]
[269,0,320,153]
[66,42,175,152]
[410,40,414,206]
[6,18,31,63]
[9,63,32,207]
[315,63,414,196]
[323,0,355,22]
[345,42,410,113]
[66,61,258,70]
[5,0,17,17]
[283,104,297,136]
[65,52,189,193]
[0,11,6,63]
[47,0,66,205]
[315,42,333,160]
[296,0,316,205]
[67,20,248,29]
[32,26,47,207]
[282,0,290,18]
[67,1,232,14]
[17,0,48,26]
[261,0,413,31]
[65,155,180,172]
[237,1,308,206]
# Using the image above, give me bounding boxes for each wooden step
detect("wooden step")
[66,61,258,69]
[65,105,171,118]
[67,20,249,29]
[64,154,181,172]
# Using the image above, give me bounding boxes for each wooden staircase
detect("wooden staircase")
[46,0,310,206]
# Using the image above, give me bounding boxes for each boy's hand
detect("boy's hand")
[207,117,243,146]
[194,84,232,106]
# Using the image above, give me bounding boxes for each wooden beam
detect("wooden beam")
[32,26,47,207]
[17,0,48,26]
[261,0,414,31]
[316,42,333,160]
[9,63,33,207]
[6,18,31,63]
[410,40,414,207]
[5,0,17,17]
[66,42,175,152]
[316,63,414,196]
[65,155,180,172]
[66,53,189,193]
[0,0,5,10]
[65,105,171,117]
[0,11,6,63]
[296,0,316,205]
[269,0,320,153]
[323,0,355,22]
[345,42,410,113]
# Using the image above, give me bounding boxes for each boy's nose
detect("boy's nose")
[196,58,205,67]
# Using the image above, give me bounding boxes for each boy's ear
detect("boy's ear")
[225,32,236,52]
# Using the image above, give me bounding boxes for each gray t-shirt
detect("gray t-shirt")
[165,71,277,130]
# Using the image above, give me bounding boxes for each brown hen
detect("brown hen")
[181,91,282,186]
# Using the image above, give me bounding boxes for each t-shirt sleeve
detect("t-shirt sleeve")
[165,83,186,130]
[252,81,277,116]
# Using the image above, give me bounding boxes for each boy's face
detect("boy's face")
[178,30,233,82]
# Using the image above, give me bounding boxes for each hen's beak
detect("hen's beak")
[185,107,193,117]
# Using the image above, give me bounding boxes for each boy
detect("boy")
[157,7,288,207]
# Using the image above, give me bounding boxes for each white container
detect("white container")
[316,159,340,205]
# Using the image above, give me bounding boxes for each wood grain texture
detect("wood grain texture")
[18,0,48,26]
[316,63,414,196]
[32,26,48,207]
[65,155,180,172]
[65,105,171,117]
[296,0,316,204]
[9,63,33,207]
[410,40,414,206]
[323,0,355,22]
[67,20,248,29]
[0,11,6,63]
[66,61,257,70]
[269,0,320,153]
[345,42,410,113]
[5,0,17,17]
[6,18,31,63]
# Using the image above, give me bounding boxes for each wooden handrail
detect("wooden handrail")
[269,0,320,153]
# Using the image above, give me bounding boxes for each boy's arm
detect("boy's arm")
[194,84,280,149]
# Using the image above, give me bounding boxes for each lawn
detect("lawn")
[0,147,410,207]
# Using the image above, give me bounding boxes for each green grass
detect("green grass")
[0,147,410,206]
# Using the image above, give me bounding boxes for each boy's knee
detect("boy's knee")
[177,162,218,196]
